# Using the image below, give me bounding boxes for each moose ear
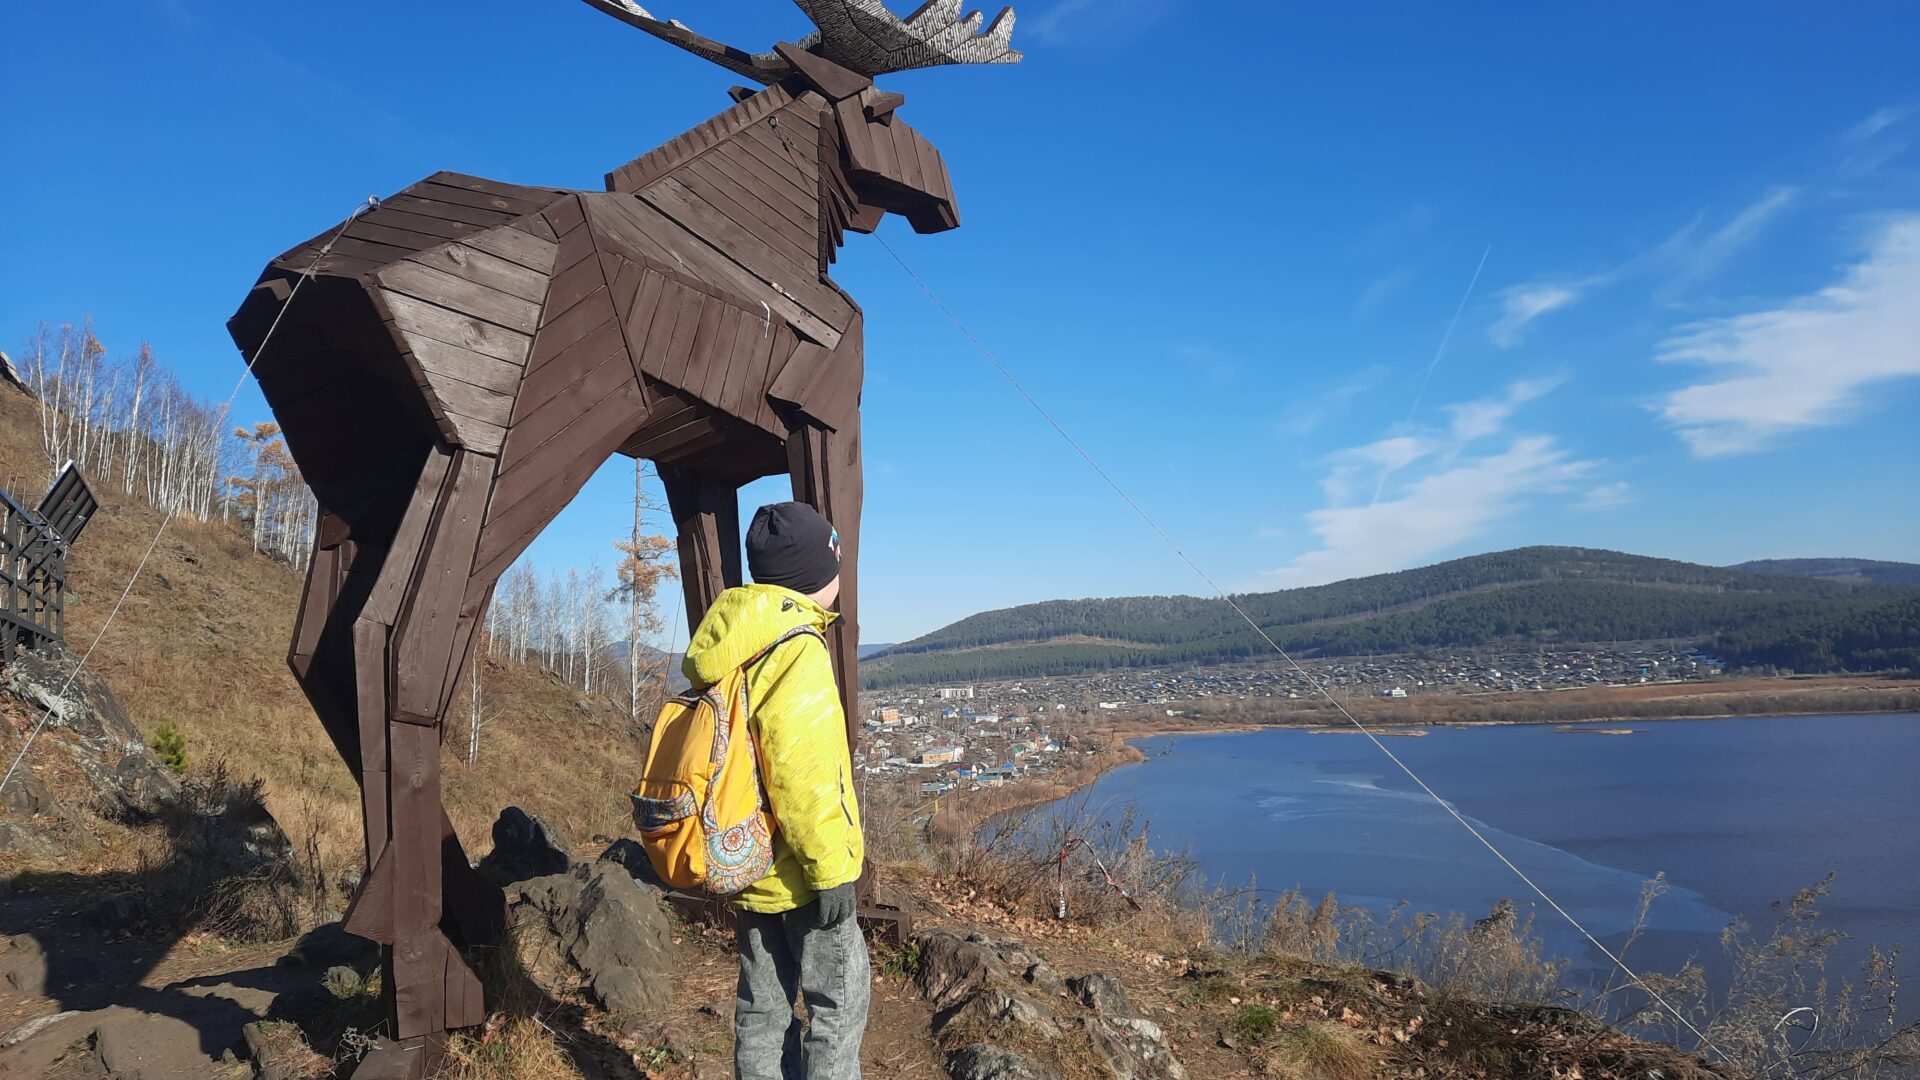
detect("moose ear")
[864,91,906,124]
[773,41,870,100]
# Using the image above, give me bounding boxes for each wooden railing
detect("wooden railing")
[0,465,95,657]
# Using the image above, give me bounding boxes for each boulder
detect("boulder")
[1080,1016,1187,1080]
[935,989,1061,1040]
[1022,962,1064,997]
[914,930,997,1011]
[477,806,572,886]
[596,836,669,890]
[946,1043,1060,1080]
[1,770,56,816]
[1068,972,1138,1019]
[516,863,676,1015]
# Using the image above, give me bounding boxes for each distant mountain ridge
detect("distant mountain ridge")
[1729,558,1920,585]
[860,546,1920,688]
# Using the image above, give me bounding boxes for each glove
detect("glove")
[811,882,857,929]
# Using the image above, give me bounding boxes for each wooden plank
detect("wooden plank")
[344,218,459,255]
[428,171,556,206]
[379,292,532,364]
[644,174,813,285]
[522,212,559,243]
[695,300,746,408]
[363,446,456,626]
[379,261,541,335]
[712,308,762,420]
[498,347,637,478]
[440,413,506,456]
[542,193,587,238]
[416,179,553,216]
[617,269,670,383]
[711,135,817,223]
[404,335,524,396]
[513,312,624,424]
[678,156,818,270]
[890,119,926,195]
[769,337,830,406]
[463,227,560,274]
[382,192,521,230]
[585,195,841,349]
[632,278,691,384]
[361,206,483,242]
[405,244,549,304]
[657,286,709,389]
[526,284,615,382]
[681,290,732,403]
[392,451,489,724]
[426,376,513,433]
[352,618,392,842]
[537,250,611,332]
[342,840,395,944]
[606,84,794,193]
[387,723,444,1038]
[472,378,651,579]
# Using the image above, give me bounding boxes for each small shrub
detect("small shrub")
[1269,1022,1375,1080]
[150,721,188,773]
[1230,1003,1281,1044]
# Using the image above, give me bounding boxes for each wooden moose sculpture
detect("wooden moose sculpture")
[227,1,1017,1074]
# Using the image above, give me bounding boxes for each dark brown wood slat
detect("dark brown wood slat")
[711,134,817,222]
[393,450,490,724]
[681,291,731,401]
[523,285,613,385]
[656,286,709,389]
[383,192,522,230]
[890,119,926,195]
[677,157,818,270]
[387,724,444,1037]
[768,336,829,406]
[514,312,623,423]
[284,234,417,271]
[405,244,549,304]
[625,408,715,460]
[542,193,587,238]
[379,293,532,364]
[640,178,846,325]
[631,277,692,384]
[588,195,841,348]
[498,346,638,479]
[379,261,542,335]
[607,84,794,193]
[523,212,559,242]
[415,179,553,216]
[749,326,796,433]
[694,298,745,408]
[429,171,557,206]
[466,224,559,272]
[428,376,514,430]
[616,268,669,380]
[473,377,651,578]
[713,308,764,420]
[404,335,525,396]
[363,447,456,627]
[537,247,610,331]
[344,219,460,255]
[362,206,484,242]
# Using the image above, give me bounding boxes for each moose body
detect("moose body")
[228,7,1016,1071]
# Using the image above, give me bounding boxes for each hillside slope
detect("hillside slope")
[864,547,1920,687]
[0,381,652,884]
[1732,557,1920,585]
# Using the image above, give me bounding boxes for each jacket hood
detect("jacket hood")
[682,584,838,687]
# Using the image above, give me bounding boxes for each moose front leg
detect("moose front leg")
[785,416,863,740]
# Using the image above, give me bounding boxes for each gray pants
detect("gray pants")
[734,904,871,1080]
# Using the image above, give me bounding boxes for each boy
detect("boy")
[681,501,868,1080]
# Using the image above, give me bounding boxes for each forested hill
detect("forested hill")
[860,547,1920,687]
[1730,557,1920,585]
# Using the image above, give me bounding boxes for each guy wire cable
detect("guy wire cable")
[1369,244,1492,507]
[874,234,1730,1063]
[0,196,378,803]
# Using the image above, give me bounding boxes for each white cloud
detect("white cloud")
[1575,482,1633,511]
[1489,283,1584,347]
[1847,106,1914,144]
[1261,379,1594,586]
[1655,215,1920,456]
[1274,366,1385,438]
[1264,436,1593,587]
[1355,265,1417,316]
[1022,0,1170,44]
[1672,187,1799,286]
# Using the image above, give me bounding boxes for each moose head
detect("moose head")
[578,0,1019,234]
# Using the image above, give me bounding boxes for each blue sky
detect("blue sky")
[5,1,1918,647]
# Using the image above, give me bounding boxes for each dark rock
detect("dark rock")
[90,1019,139,1078]
[321,966,361,998]
[934,989,1061,1039]
[914,930,996,1011]
[1068,972,1138,1019]
[3,648,141,745]
[111,753,179,817]
[1022,962,1064,997]
[518,863,675,1015]
[2,770,56,816]
[0,819,58,858]
[946,1043,1060,1080]
[597,836,669,890]
[1,936,46,996]
[281,922,376,969]
[477,806,572,886]
[1080,1016,1187,1080]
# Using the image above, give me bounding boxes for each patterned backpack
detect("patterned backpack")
[631,626,822,894]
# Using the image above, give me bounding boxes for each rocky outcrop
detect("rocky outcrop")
[475,805,571,886]
[913,930,1187,1080]
[505,819,679,1016]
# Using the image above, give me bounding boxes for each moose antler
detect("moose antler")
[574,0,1018,83]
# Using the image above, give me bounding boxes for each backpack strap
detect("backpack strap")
[745,624,828,675]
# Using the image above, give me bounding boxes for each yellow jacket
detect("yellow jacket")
[682,584,864,914]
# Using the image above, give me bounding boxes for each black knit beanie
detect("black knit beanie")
[746,502,841,595]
